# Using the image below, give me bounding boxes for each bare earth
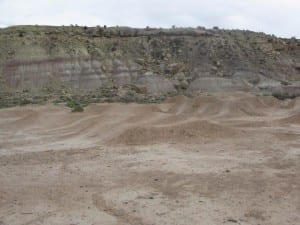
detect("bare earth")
[0,93,299,225]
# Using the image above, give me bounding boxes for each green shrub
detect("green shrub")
[19,99,31,106]
[66,100,76,108]
[66,99,84,112]
[71,104,84,112]
[0,101,9,109]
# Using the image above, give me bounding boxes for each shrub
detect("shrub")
[272,92,298,100]
[19,99,31,106]
[66,100,76,108]
[71,104,84,112]
[66,98,85,112]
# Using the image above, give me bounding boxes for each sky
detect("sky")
[0,0,299,38]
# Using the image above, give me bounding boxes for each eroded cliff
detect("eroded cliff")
[0,25,299,107]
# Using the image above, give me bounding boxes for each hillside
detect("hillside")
[1,26,300,225]
[0,25,299,107]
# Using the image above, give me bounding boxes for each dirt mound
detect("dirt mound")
[164,94,287,118]
[1,94,300,150]
[1,93,300,225]
[276,112,300,124]
[109,119,241,145]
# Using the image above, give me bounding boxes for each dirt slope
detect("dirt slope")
[0,93,299,225]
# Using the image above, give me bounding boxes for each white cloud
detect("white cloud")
[0,0,299,37]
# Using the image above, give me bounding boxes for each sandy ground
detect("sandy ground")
[0,93,299,225]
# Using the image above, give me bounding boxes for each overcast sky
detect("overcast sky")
[0,0,299,38]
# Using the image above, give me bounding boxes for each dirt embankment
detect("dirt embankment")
[0,93,299,225]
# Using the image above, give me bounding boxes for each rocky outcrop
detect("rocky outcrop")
[0,25,299,106]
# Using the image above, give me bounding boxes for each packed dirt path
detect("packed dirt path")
[0,93,299,225]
